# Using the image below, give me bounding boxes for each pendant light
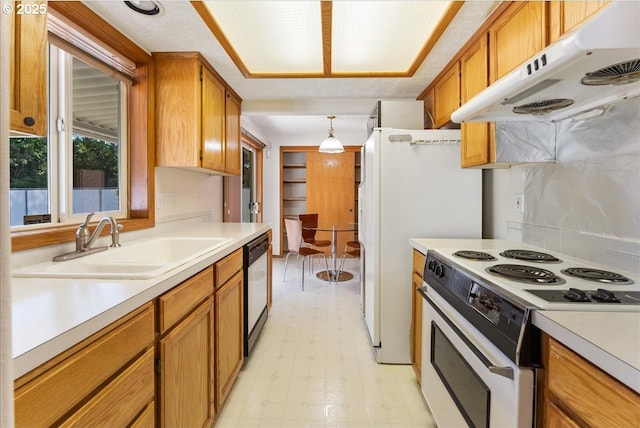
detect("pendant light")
[318,115,344,153]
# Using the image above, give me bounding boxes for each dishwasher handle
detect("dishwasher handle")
[246,234,269,265]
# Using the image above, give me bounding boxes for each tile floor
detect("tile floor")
[214,256,437,428]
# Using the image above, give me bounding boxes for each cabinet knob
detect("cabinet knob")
[23,116,35,127]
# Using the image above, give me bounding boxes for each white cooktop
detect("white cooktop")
[433,246,640,311]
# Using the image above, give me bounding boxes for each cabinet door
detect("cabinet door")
[549,1,609,43]
[434,62,461,128]
[9,0,47,136]
[159,297,215,428]
[489,2,547,83]
[215,270,244,411]
[202,66,226,172]
[155,55,201,167]
[411,271,423,380]
[224,92,242,175]
[546,337,640,428]
[460,35,491,168]
[544,399,581,428]
[306,151,355,253]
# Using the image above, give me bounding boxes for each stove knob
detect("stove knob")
[428,260,436,272]
[435,264,444,277]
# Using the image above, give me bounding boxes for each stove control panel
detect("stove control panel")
[468,283,502,325]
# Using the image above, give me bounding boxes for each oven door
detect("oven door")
[420,286,535,428]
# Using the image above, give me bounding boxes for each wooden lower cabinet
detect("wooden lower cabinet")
[542,334,640,427]
[215,266,244,411]
[410,249,426,380]
[59,348,155,428]
[14,303,155,428]
[14,246,256,426]
[158,297,215,428]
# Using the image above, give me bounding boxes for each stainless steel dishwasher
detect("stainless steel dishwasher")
[243,234,269,356]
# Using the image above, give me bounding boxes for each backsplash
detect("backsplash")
[155,167,223,223]
[503,97,640,275]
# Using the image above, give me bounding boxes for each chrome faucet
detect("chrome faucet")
[76,213,122,251]
[53,213,123,261]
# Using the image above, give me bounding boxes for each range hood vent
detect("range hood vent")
[452,2,640,123]
[513,99,574,115]
[581,58,640,86]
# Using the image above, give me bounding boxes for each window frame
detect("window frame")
[11,2,155,252]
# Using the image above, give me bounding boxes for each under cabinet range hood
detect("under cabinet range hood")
[451,1,640,123]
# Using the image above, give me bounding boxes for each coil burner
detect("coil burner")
[560,267,634,285]
[499,249,561,263]
[486,264,565,285]
[453,250,497,261]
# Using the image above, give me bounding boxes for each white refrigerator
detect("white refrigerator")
[359,128,482,363]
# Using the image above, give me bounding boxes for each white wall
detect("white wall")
[154,167,223,224]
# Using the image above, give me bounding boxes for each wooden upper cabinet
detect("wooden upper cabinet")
[224,91,242,175]
[201,66,226,172]
[155,52,241,175]
[433,62,461,128]
[489,1,547,83]
[460,35,493,168]
[548,1,609,43]
[9,0,47,136]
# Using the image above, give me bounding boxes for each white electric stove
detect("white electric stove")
[434,246,639,311]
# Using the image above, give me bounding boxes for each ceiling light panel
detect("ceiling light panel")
[332,1,451,74]
[203,1,323,74]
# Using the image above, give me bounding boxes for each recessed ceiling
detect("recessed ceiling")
[82,1,498,144]
[195,1,460,77]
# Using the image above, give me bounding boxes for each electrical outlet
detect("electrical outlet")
[171,192,177,207]
[514,193,523,212]
[157,193,166,209]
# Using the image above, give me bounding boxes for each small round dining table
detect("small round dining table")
[302,223,357,283]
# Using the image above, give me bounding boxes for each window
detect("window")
[11,2,153,252]
[9,46,128,228]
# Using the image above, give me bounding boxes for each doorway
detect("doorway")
[224,129,264,222]
[242,147,258,222]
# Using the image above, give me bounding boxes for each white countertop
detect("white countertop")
[532,310,640,393]
[12,222,270,380]
[410,238,640,393]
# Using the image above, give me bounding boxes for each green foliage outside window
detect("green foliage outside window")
[9,136,119,189]
[9,137,48,188]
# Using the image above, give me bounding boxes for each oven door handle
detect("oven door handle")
[420,288,515,381]
[488,366,514,380]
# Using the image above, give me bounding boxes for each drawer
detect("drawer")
[130,401,156,428]
[413,249,426,277]
[158,266,214,334]
[216,248,243,287]
[15,303,155,428]
[59,348,155,427]
[547,338,640,427]
[130,402,155,428]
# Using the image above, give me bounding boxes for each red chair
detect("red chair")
[298,213,331,250]
[283,218,329,291]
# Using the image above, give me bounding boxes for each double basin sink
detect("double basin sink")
[13,237,232,280]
